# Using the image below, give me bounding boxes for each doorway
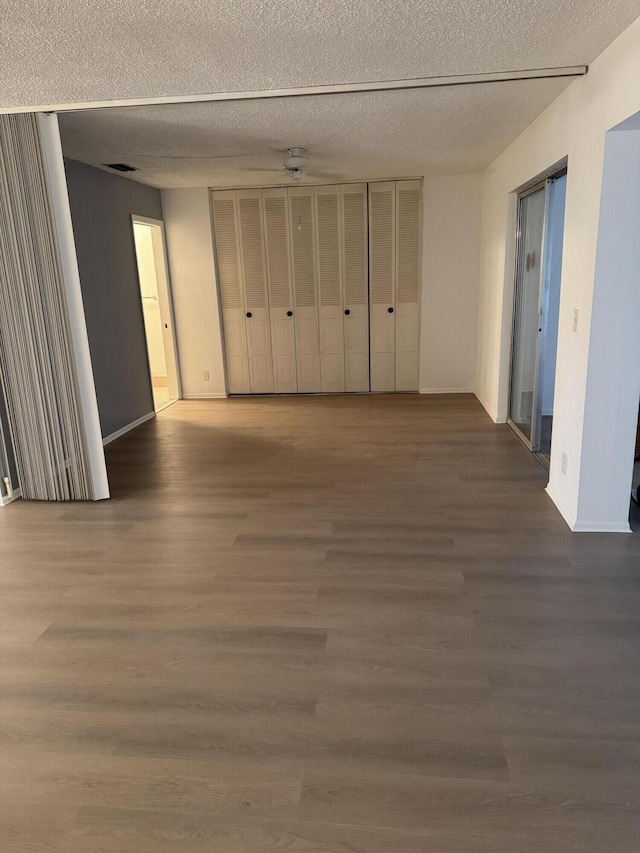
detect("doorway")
[508,171,567,464]
[132,217,181,412]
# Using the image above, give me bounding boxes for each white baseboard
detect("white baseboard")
[473,389,507,423]
[182,392,228,399]
[419,387,475,394]
[0,486,21,506]
[545,482,577,530]
[572,520,632,533]
[546,482,632,533]
[103,411,155,446]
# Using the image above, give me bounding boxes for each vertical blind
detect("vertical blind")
[0,113,94,500]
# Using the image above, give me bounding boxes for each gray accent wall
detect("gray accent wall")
[64,159,162,439]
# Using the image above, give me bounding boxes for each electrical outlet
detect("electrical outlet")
[561,451,568,475]
[203,370,210,382]
[573,309,579,332]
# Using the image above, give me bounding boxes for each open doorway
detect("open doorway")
[132,216,181,412]
[508,169,567,465]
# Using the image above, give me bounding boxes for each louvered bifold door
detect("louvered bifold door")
[395,180,421,391]
[211,190,250,393]
[262,188,297,393]
[236,189,274,393]
[341,184,369,392]
[315,186,345,392]
[368,182,396,392]
[288,187,321,392]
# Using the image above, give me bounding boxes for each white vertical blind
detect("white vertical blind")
[0,113,97,500]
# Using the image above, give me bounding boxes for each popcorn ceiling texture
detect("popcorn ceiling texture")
[1,0,639,108]
[59,79,572,186]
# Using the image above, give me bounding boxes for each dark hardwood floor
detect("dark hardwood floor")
[0,393,639,852]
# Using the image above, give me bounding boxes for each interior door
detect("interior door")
[262,187,297,393]
[342,184,369,392]
[211,190,250,394]
[315,186,345,392]
[509,184,547,447]
[369,182,396,392]
[395,180,421,391]
[236,189,274,393]
[288,187,321,392]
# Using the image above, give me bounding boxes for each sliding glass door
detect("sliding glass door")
[508,173,566,457]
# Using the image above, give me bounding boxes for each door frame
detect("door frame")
[131,215,182,406]
[507,167,566,454]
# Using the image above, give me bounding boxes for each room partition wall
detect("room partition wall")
[0,113,108,501]
[211,180,422,395]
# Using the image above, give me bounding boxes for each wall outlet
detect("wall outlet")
[203,370,210,382]
[561,451,568,475]
[573,309,579,332]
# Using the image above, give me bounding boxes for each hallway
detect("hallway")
[0,394,639,851]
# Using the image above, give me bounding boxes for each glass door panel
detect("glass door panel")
[509,186,546,446]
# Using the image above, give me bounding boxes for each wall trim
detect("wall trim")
[545,482,577,530]
[473,390,507,423]
[182,392,228,399]
[103,411,155,446]
[572,519,632,533]
[0,487,22,507]
[419,387,475,394]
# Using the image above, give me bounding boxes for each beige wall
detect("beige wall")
[161,188,227,398]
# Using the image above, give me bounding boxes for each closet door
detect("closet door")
[236,189,274,393]
[342,184,369,392]
[368,182,396,392]
[315,186,345,392]
[288,187,321,392]
[395,180,421,391]
[211,190,250,394]
[262,188,297,393]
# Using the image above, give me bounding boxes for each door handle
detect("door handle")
[287,310,293,317]
[344,309,350,315]
[388,307,394,313]
[246,312,252,318]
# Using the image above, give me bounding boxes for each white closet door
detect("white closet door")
[236,189,274,393]
[342,184,369,392]
[395,180,421,391]
[315,186,345,392]
[368,182,396,392]
[288,187,321,392]
[211,190,250,394]
[262,188,297,393]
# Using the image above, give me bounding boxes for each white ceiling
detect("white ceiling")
[6,0,637,187]
[59,80,574,187]
[2,0,640,108]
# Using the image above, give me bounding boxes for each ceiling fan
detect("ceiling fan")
[240,147,343,183]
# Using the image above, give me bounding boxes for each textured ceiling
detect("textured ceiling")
[15,0,640,187]
[59,79,573,186]
[2,0,640,109]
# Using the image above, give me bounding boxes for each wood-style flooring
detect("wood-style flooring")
[1,393,639,852]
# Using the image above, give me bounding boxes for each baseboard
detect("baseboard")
[103,411,155,446]
[419,387,475,394]
[473,390,508,424]
[572,520,632,533]
[0,486,21,506]
[546,482,632,533]
[545,482,577,530]
[182,393,228,399]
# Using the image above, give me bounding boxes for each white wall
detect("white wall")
[161,188,227,398]
[476,15,640,530]
[420,174,482,393]
[162,177,483,400]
